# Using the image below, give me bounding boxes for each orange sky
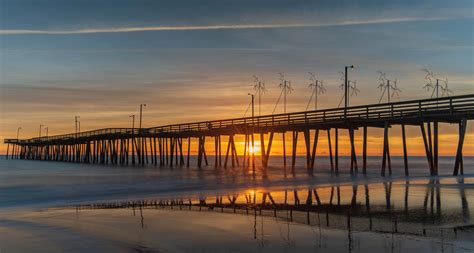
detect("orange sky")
[1,0,473,157]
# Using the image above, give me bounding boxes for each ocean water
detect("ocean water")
[0,155,473,252]
[0,155,472,209]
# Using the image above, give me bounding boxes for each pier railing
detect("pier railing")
[148,94,474,133]
[5,94,474,144]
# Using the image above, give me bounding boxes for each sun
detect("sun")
[248,146,261,154]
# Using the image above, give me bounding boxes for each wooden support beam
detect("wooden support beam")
[265,131,274,168]
[349,126,358,174]
[362,126,367,174]
[203,137,209,166]
[157,138,161,166]
[165,138,169,165]
[10,144,15,159]
[176,137,184,166]
[224,135,232,168]
[433,121,438,175]
[427,122,433,171]
[231,136,239,166]
[335,128,339,174]
[459,124,464,174]
[145,138,149,165]
[5,144,9,160]
[243,134,248,168]
[215,136,219,168]
[387,131,392,175]
[218,135,222,167]
[187,137,191,168]
[230,136,235,167]
[131,138,136,165]
[126,139,130,165]
[153,137,157,166]
[282,132,286,168]
[197,137,203,168]
[174,138,179,166]
[453,118,467,176]
[303,130,311,170]
[260,132,266,168]
[179,138,185,166]
[420,123,435,175]
[134,138,140,164]
[291,131,298,170]
[170,138,175,168]
[259,131,274,168]
[310,129,319,170]
[381,122,389,176]
[327,129,334,172]
[401,124,408,176]
[148,137,153,165]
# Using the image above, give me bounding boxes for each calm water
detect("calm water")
[0,155,472,209]
[0,156,473,252]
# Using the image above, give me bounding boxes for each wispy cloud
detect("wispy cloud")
[0,17,450,35]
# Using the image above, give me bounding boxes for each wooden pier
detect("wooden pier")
[4,94,473,176]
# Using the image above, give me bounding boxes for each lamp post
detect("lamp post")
[139,104,146,165]
[130,115,135,130]
[45,126,48,137]
[39,124,44,137]
[248,93,255,170]
[139,104,146,130]
[17,127,21,139]
[75,116,80,135]
[283,80,287,114]
[130,114,136,164]
[344,65,354,116]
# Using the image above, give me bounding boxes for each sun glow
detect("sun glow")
[248,146,260,154]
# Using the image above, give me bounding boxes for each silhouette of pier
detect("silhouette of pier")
[5,94,473,176]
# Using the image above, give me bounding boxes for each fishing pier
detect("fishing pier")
[4,94,473,176]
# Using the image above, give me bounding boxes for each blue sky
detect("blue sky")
[0,0,473,143]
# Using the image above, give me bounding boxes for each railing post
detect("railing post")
[418,101,422,117]
[450,98,453,115]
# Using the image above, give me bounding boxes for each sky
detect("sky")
[0,0,473,155]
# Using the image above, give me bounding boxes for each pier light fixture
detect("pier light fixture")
[247,93,254,118]
[129,115,135,129]
[75,116,80,134]
[17,127,22,139]
[139,104,146,130]
[247,93,255,170]
[344,65,355,116]
[39,124,44,137]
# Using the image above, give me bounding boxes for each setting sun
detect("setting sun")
[248,146,260,154]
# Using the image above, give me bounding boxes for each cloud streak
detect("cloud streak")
[0,17,450,35]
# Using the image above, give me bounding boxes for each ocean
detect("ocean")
[0,155,473,252]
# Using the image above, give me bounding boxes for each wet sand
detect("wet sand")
[1,177,473,253]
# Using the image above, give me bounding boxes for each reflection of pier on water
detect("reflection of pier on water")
[75,178,472,242]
